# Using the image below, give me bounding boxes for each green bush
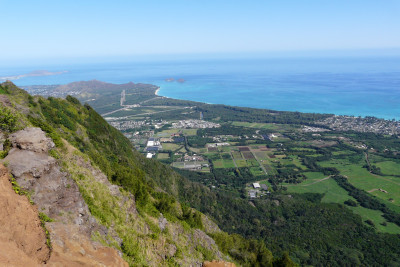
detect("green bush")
[0,107,18,132]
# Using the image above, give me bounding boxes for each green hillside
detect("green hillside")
[0,81,281,266]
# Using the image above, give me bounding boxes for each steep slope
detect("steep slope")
[0,81,249,266]
[3,127,128,266]
[0,164,49,266]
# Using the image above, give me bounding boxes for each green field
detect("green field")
[235,159,247,167]
[162,143,183,151]
[157,153,170,159]
[285,177,351,203]
[254,151,269,160]
[171,162,185,168]
[246,159,259,167]
[320,158,400,212]
[375,160,400,176]
[284,175,400,233]
[181,129,198,136]
[250,167,264,176]
[350,206,400,234]
[213,159,236,168]
[232,151,243,160]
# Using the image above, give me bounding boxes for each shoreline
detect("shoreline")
[153,86,398,121]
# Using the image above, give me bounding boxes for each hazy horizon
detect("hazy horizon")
[2,1,400,65]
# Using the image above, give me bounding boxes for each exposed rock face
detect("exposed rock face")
[159,213,168,231]
[47,223,127,267]
[0,164,50,266]
[4,133,98,234]
[2,127,128,266]
[9,127,55,153]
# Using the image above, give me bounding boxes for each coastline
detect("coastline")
[153,85,398,121]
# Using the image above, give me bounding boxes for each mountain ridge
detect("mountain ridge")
[0,81,278,266]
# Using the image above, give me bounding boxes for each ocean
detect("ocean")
[1,56,400,120]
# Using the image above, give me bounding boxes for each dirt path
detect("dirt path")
[285,176,331,187]
[303,176,331,186]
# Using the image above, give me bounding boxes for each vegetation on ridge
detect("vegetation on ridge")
[0,81,284,266]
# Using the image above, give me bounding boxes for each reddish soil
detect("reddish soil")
[203,261,237,267]
[238,146,250,151]
[0,164,50,266]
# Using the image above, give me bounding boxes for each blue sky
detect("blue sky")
[1,0,400,63]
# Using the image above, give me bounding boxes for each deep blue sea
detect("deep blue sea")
[1,56,400,120]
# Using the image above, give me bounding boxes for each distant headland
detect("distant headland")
[0,70,68,81]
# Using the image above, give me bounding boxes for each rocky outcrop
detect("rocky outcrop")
[9,127,55,153]
[0,164,50,266]
[4,130,98,234]
[2,127,128,266]
[47,224,127,267]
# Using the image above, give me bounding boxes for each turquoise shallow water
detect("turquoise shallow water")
[1,56,400,119]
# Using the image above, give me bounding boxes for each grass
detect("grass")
[319,158,400,212]
[162,143,183,151]
[172,162,185,168]
[157,153,170,159]
[247,159,259,167]
[254,151,269,160]
[235,160,247,167]
[181,129,197,136]
[284,167,400,234]
[156,128,197,137]
[303,171,326,180]
[250,167,264,177]
[288,155,307,170]
[285,177,352,204]
[349,206,400,234]
[223,159,236,168]
[213,160,224,168]
[375,160,400,176]
[61,145,222,266]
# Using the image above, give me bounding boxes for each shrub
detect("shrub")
[0,107,18,132]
